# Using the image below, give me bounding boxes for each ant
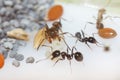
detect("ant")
[63,29,100,49]
[74,30,99,48]
[33,19,71,50]
[88,8,117,39]
[36,45,83,71]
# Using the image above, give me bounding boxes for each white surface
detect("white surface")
[1,3,120,80]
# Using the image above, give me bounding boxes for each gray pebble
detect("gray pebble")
[0,7,7,15]
[26,57,35,63]
[2,50,9,59]
[21,19,30,26]
[7,38,16,44]
[14,4,23,10]
[3,0,14,7]
[3,42,13,49]
[10,20,20,27]
[2,21,10,28]
[12,60,20,67]
[15,54,24,61]
[9,50,17,58]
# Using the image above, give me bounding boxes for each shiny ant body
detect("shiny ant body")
[64,30,98,48]
[36,46,83,66]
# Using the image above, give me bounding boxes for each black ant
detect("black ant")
[74,30,98,48]
[63,30,100,49]
[36,45,83,68]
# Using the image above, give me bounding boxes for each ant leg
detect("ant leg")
[36,45,53,63]
[61,37,71,51]
[81,30,85,38]
[84,22,95,30]
[36,39,45,50]
[60,32,75,38]
[53,58,63,67]
[92,33,104,47]
[69,60,72,73]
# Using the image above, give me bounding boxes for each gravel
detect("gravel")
[9,50,17,58]
[12,60,20,67]
[15,54,24,61]
[26,57,35,63]
[0,0,54,67]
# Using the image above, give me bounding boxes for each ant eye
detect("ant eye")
[74,52,83,61]
[75,32,81,38]
[51,50,60,60]
[88,37,96,43]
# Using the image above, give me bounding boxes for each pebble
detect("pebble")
[26,57,35,63]
[2,21,10,28]
[3,0,14,7]
[0,0,54,66]
[15,54,24,61]
[9,50,17,58]
[12,60,20,67]
[3,42,13,49]
[2,50,9,59]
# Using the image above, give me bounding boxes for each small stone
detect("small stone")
[2,50,9,59]
[3,42,13,49]
[21,19,30,26]
[10,20,20,27]
[15,54,24,61]
[7,38,16,44]
[0,38,7,43]
[2,21,10,28]
[26,57,35,63]
[9,50,17,58]
[12,60,20,67]
[4,0,14,7]
[0,7,7,15]
[14,4,23,10]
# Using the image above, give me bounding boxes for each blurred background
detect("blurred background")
[56,0,120,15]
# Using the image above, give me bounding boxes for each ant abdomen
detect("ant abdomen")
[88,37,97,43]
[74,52,83,61]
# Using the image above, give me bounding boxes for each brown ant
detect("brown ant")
[87,8,117,39]
[33,19,71,50]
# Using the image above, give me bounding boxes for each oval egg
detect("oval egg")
[98,28,117,39]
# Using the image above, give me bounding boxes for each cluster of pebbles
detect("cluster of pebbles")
[0,0,54,67]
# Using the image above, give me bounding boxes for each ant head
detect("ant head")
[74,52,83,62]
[51,50,61,60]
[52,21,62,28]
[88,37,97,43]
[99,8,106,14]
[75,32,81,39]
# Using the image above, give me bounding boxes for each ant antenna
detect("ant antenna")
[61,37,71,51]
[36,45,53,63]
